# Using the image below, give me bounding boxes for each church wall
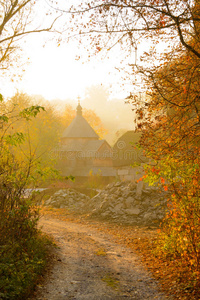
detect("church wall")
[94,158,113,167]
[61,137,98,145]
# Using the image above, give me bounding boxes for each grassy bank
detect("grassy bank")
[0,204,53,300]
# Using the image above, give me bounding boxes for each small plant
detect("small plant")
[83,169,104,197]
[101,274,119,290]
[95,248,107,256]
[88,169,103,188]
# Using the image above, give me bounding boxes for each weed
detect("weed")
[101,274,119,290]
[95,248,107,256]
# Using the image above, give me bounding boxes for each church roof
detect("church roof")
[62,102,99,139]
[113,131,148,166]
[59,139,112,158]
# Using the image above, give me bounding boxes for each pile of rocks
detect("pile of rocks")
[88,181,168,226]
[45,189,91,211]
[44,181,168,226]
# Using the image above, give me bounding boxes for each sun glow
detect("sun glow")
[2,37,128,102]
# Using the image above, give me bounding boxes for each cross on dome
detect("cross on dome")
[76,96,82,116]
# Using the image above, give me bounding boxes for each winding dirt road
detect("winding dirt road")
[30,216,172,300]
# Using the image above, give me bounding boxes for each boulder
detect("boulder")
[125,196,135,208]
[125,208,141,216]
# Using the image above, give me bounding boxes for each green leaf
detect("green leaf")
[5,132,25,146]
[0,115,8,122]
[20,106,45,120]
[67,175,75,182]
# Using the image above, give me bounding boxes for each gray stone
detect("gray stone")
[135,180,144,200]
[60,205,66,209]
[125,196,135,206]
[113,203,124,212]
[117,197,124,203]
[99,201,108,210]
[128,182,137,190]
[143,212,156,221]
[114,182,123,187]
[125,208,141,216]
[101,211,110,217]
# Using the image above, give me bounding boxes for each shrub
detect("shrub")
[0,202,50,300]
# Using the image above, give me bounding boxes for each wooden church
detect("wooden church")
[57,102,115,177]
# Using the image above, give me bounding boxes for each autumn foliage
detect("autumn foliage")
[138,27,200,290]
[57,0,200,289]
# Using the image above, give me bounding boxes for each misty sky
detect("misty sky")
[2,35,135,102]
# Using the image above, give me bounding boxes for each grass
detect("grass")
[95,248,107,256]
[101,274,119,290]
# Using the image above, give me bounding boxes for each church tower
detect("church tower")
[58,100,114,177]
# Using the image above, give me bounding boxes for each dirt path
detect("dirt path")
[30,216,172,300]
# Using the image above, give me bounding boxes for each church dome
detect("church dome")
[62,102,99,139]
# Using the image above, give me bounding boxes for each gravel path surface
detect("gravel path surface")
[30,216,172,300]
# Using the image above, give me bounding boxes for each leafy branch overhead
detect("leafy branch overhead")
[19,105,45,120]
[51,0,200,59]
[0,0,60,73]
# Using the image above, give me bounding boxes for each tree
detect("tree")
[53,0,200,61]
[61,104,76,128]
[137,35,200,284]
[5,93,63,181]
[0,0,59,76]
[0,96,47,209]
[83,108,108,138]
[52,1,200,123]
[0,95,60,299]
